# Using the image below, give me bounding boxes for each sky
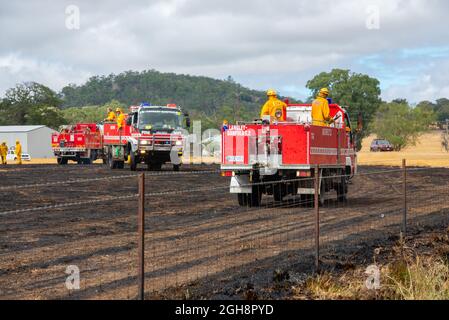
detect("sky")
[0,0,448,103]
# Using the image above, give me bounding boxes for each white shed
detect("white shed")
[0,125,57,159]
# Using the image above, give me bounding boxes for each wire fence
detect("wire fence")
[0,162,449,299]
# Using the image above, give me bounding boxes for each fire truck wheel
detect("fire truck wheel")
[173,164,180,172]
[319,175,326,206]
[148,162,162,171]
[237,193,248,206]
[108,152,117,169]
[57,157,68,165]
[248,186,262,207]
[130,152,137,171]
[273,182,286,202]
[337,175,348,202]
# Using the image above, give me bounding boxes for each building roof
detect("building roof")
[0,125,47,133]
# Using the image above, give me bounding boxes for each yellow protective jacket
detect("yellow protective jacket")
[117,113,126,129]
[260,97,287,121]
[311,95,331,126]
[106,111,116,121]
[0,144,7,157]
[15,143,22,157]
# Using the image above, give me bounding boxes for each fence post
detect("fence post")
[137,173,145,300]
[314,165,320,271]
[402,159,407,237]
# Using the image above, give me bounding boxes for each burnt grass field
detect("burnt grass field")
[0,163,449,299]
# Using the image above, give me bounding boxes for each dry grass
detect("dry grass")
[385,256,449,300]
[298,250,449,300]
[358,131,449,167]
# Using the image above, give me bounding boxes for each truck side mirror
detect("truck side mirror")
[126,116,133,126]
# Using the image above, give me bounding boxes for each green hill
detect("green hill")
[60,69,299,128]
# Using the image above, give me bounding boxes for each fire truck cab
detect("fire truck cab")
[102,104,190,171]
[221,103,358,207]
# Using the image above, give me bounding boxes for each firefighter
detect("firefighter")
[312,88,332,126]
[222,119,229,131]
[0,142,7,165]
[15,140,22,165]
[105,107,116,122]
[116,108,126,129]
[260,89,287,122]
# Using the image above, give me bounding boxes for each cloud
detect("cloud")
[0,0,448,103]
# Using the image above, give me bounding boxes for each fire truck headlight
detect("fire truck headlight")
[175,140,183,146]
[140,140,148,145]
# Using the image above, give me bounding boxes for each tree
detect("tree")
[306,69,382,149]
[370,102,432,151]
[435,98,449,122]
[61,100,125,124]
[0,82,65,128]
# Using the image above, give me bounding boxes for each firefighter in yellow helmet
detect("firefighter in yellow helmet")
[116,108,126,130]
[0,142,8,165]
[105,107,116,122]
[15,140,22,165]
[311,88,332,126]
[260,89,287,122]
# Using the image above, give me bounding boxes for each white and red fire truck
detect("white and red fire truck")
[102,104,190,171]
[52,123,104,165]
[221,103,358,206]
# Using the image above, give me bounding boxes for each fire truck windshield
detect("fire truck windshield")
[138,110,182,131]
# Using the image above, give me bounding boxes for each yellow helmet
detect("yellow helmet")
[266,89,277,97]
[115,108,122,113]
[16,140,20,144]
[319,88,329,96]
[223,119,228,124]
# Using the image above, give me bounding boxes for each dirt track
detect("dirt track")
[0,163,448,299]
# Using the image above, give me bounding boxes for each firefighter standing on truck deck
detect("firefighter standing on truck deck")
[260,89,286,122]
[312,88,332,126]
[105,107,116,122]
[0,142,8,165]
[15,140,22,165]
[116,108,126,129]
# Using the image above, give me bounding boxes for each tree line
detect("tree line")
[0,68,446,151]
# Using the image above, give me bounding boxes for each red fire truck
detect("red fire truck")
[102,104,190,171]
[52,123,104,165]
[221,103,358,206]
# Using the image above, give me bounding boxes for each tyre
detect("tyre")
[237,193,248,206]
[148,162,162,171]
[249,187,262,207]
[57,157,68,165]
[116,161,125,169]
[108,152,117,169]
[173,164,180,172]
[273,182,287,202]
[130,152,137,171]
[337,174,348,202]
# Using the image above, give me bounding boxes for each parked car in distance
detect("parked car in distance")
[6,150,32,161]
[370,139,394,152]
